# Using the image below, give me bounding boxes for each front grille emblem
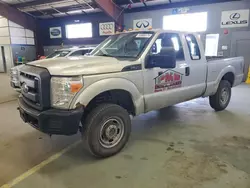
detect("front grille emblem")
[21,83,29,93]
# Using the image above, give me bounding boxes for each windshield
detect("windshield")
[90,32,154,58]
[46,50,71,59]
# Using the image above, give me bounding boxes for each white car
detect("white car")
[10,47,95,90]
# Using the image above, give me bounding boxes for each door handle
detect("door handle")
[158,71,163,76]
[185,67,190,76]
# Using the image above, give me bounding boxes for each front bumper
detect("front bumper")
[18,97,83,135]
[10,81,21,91]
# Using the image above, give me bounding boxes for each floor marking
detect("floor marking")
[0,99,17,105]
[0,140,81,188]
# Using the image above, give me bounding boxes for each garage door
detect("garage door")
[236,40,250,81]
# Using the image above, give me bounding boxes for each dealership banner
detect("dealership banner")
[133,18,152,30]
[221,9,249,28]
[49,27,62,38]
[99,22,115,36]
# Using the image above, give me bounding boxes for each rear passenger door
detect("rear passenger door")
[183,34,207,98]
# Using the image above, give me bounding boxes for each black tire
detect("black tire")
[209,80,231,111]
[82,103,131,158]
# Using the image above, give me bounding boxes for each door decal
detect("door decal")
[154,70,183,92]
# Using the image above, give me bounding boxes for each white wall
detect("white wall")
[0,17,13,71]
[26,38,35,45]
[25,29,34,38]
[9,21,23,28]
[0,17,10,45]
[0,27,10,36]
[9,27,26,37]
[0,17,35,45]
[8,21,35,45]
[4,45,14,71]
[0,37,11,45]
[0,17,8,27]
[0,16,36,71]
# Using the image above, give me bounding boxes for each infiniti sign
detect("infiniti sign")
[136,20,150,29]
[133,18,152,30]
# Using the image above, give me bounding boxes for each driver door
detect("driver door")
[143,32,187,112]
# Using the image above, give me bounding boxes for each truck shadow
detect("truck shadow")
[132,106,180,130]
[21,106,181,177]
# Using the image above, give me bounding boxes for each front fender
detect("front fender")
[70,78,144,115]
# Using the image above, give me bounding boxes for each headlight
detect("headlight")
[51,76,83,109]
[10,68,18,75]
[10,68,19,82]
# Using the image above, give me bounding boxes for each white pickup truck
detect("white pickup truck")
[17,29,244,157]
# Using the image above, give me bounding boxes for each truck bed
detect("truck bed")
[203,56,244,97]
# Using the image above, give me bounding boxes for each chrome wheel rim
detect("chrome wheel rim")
[99,117,124,148]
[220,88,229,105]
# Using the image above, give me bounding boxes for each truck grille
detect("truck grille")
[19,65,51,111]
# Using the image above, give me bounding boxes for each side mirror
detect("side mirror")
[146,47,176,69]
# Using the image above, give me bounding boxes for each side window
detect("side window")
[82,50,89,55]
[185,34,201,60]
[70,50,84,56]
[150,33,184,61]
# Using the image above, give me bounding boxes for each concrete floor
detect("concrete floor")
[0,74,19,104]
[0,75,250,187]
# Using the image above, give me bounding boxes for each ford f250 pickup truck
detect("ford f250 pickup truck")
[17,29,244,157]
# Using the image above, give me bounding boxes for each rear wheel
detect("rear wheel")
[209,80,231,111]
[82,103,131,158]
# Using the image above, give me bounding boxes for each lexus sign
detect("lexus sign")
[221,9,249,28]
[133,18,152,30]
[99,22,115,36]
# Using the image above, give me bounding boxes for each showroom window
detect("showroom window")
[163,12,208,32]
[66,23,92,39]
[205,34,219,56]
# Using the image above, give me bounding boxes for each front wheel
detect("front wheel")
[82,103,131,158]
[209,80,231,111]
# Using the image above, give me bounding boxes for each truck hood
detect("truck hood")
[28,56,125,76]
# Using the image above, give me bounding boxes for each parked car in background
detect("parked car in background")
[10,46,96,91]
[46,46,95,58]
[17,29,244,157]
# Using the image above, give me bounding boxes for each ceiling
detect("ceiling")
[1,0,241,19]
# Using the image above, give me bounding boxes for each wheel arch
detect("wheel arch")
[71,78,144,115]
[221,72,235,87]
[204,66,236,97]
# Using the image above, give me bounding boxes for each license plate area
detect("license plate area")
[19,108,39,128]
[19,108,28,122]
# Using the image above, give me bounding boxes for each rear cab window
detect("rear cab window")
[185,34,201,60]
